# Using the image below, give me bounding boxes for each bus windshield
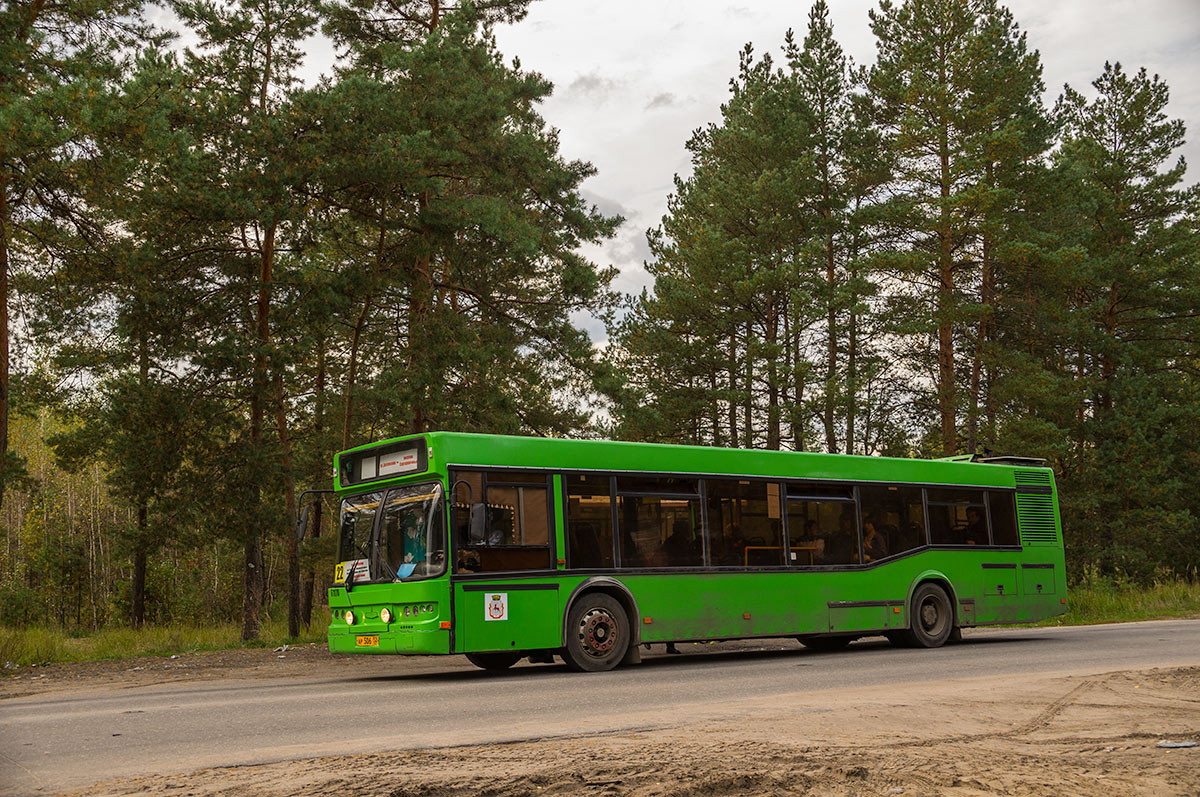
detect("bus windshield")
[378,482,446,581]
[338,483,446,583]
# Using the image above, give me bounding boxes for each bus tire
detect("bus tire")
[564,593,629,672]
[798,635,853,651]
[465,651,522,670]
[904,583,953,648]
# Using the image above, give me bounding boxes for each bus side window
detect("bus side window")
[926,488,987,546]
[859,484,926,558]
[706,480,784,567]
[566,474,614,569]
[989,491,1019,546]
[451,470,552,572]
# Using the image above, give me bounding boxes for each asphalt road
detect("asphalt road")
[1,619,1198,794]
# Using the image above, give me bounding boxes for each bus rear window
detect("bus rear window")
[989,491,1020,546]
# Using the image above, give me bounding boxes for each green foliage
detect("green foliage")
[611,1,1198,583]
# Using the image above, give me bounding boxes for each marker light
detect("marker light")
[345,610,356,626]
[380,608,392,624]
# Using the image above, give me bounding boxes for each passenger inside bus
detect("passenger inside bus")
[862,517,889,562]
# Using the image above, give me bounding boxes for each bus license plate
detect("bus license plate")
[356,635,379,647]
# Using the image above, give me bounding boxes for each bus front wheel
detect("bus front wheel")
[904,583,953,648]
[564,593,629,672]
[465,651,523,670]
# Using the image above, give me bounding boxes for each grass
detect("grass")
[1033,576,1200,627]
[0,608,330,670]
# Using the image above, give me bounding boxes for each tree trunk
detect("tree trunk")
[823,206,838,454]
[765,297,781,451]
[743,321,753,448]
[131,509,147,629]
[341,296,371,451]
[407,199,435,435]
[937,130,956,456]
[274,371,299,637]
[243,222,276,642]
[727,338,738,448]
[301,336,327,628]
[968,230,991,454]
[0,164,10,513]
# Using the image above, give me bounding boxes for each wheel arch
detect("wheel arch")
[907,570,958,625]
[560,577,641,648]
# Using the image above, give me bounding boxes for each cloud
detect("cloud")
[645,92,679,110]
[579,189,631,221]
[566,73,625,101]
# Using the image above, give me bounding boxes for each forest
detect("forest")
[0,0,1196,640]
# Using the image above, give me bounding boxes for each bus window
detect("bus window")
[927,488,987,545]
[707,480,784,566]
[989,491,1019,546]
[566,474,614,569]
[858,484,926,558]
[617,494,702,568]
[785,496,857,566]
[450,471,551,572]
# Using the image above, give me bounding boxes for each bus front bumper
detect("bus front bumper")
[328,626,451,655]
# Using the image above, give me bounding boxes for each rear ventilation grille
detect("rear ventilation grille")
[1016,493,1058,545]
[1014,470,1053,487]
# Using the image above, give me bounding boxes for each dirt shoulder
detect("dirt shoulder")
[0,643,399,700]
[55,660,1200,796]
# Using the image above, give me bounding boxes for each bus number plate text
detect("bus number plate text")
[356,635,379,647]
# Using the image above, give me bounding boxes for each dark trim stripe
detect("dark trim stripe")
[827,600,905,608]
[460,583,559,592]
[1021,563,1055,570]
[1015,485,1053,495]
[959,598,976,605]
[982,563,1018,569]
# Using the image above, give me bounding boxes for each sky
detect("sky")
[298,1,1200,341]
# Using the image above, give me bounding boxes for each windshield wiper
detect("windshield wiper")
[345,537,398,593]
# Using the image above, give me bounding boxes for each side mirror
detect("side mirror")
[295,505,311,541]
[468,502,486,544]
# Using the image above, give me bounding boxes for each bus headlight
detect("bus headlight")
[345,610,356,626]
[380,608,392,624]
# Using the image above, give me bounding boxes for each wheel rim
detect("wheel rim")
[919,595,946,636]
[577,607,619,658]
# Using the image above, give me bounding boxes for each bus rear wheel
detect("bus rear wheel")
[564,593,629,672]
[465,651,522,670]
[904,583,953,648]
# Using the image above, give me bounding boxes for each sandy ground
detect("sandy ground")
[4,646,1199,796]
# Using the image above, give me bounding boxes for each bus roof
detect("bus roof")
[335,432,1052,492]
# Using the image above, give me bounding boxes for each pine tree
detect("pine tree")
[787,1,853,453]
[869,0,991,455]
[0,0,157,511]
[1052,62,1200,577]
[614,43,821,450]
[312,0,619,443]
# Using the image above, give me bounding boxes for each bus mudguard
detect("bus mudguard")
[561,576,642,649]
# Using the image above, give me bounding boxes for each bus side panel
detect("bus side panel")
[455,583,562,653]
[628,572,827,642]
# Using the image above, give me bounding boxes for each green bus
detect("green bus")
[324,432,1065,672]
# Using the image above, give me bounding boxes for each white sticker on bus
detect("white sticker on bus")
[378,448,419,476]
[486,593,508,621]
[336,558,369,584]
